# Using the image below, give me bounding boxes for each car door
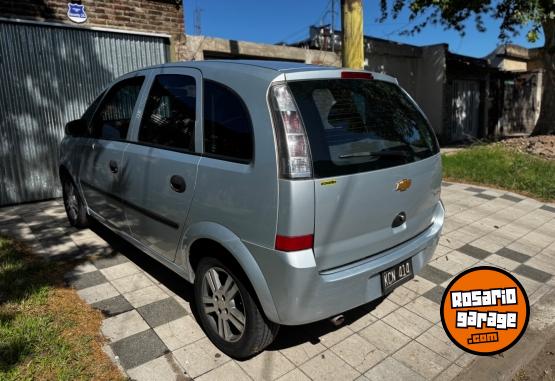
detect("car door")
[79,74,146,229]
[119,68,202,262]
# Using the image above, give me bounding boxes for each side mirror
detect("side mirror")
[64,119,87,137]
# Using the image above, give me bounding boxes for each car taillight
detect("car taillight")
[275,234,314,252]
[269,84,312,179]
[341,71,373,80]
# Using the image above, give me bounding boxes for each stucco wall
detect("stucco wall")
[364,40,447,139]
[415,45,447,139]
[365,54,420,98]
[499,59,529,72]
[179,35,341,66]
[364,38,422,98]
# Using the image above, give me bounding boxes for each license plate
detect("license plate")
[380,259,413,294]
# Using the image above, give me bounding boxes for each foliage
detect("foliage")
[0,237,124,381]
[379,0,555,43]
[442,145,555,201]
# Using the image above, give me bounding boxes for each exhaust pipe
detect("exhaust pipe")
[330,314,345,327]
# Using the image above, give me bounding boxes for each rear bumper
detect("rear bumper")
[246,201,445,325]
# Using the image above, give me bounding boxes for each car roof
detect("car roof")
[127,60,398,85]
[163,60,337,73]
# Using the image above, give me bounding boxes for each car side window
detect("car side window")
[90,76,144,140]
[81,90,105,128]
[139,74,196,151]
[203,80,253,162]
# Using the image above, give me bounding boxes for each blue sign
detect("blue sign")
[67,3,87,23]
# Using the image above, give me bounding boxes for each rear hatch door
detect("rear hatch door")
[288,76,441,271]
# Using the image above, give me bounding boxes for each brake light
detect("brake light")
[341,71,373,80]
[269,84,312,179]
[275,234,314,252]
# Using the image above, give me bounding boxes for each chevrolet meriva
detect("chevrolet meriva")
[59,60,444,359]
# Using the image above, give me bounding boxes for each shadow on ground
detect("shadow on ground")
[87,218,387,352]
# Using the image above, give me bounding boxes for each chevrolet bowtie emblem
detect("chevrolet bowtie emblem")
[395,179,412,192]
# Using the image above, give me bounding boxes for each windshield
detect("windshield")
[288,79,439,178]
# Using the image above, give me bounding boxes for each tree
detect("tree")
[379,0,555,136]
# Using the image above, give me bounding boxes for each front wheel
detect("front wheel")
[62,176,88,229]
[193,257,279,359]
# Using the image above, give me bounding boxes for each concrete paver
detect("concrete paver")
[300,350,360,381]
[101,310,150,342]
[364,357,425,381]
[279,340,327,367]
[111,272,155,294]
[237,351,295,380]
[330,334,387,373]
[358,320,411,354]
[110,329,168,370]
[196,361,251,381]
[382,307,433,339]
[77,282,120,304]
[154,315,205,351]
[123,284,169,308]
[127,355,185,381]
[393,341,451,379]
[1,182,555,380]
[172,338,231,378]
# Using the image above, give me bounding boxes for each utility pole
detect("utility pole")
[194,7,203,35]
[341,0,364,69]
[331,0,335,53]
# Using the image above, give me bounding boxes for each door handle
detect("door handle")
[170,175,186,193]
[109,160,118,174]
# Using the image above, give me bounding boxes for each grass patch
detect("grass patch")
[0,236,124,381]
[442,145,555,201]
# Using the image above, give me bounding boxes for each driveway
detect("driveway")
[1,182,554,381]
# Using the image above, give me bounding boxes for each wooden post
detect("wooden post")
[341,0,364,69]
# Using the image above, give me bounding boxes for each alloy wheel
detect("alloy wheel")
[201,267,246,342]
[64,182,79,222]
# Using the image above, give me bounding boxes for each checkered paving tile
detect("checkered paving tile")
[464,186,486,193]
[500,194,524,203]
[540,205,555,213]
[496,247,531,263]
[474,193,497,201]
[422,285,446,305]
[1,183,555,380]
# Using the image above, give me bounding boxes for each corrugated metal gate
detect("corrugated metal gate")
[0,20,168,206]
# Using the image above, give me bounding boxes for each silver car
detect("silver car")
[59,60,444,359]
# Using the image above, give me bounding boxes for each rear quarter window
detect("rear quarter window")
[288,79,439,178]
[203,80,253,162]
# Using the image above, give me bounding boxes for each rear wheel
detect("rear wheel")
[193,257,279,359]
[62,176,88,228]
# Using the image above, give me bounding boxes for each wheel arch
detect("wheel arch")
[180,222,280,323]
[59,164,88,210]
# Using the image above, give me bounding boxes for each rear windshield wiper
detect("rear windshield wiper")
[338,150,410,159]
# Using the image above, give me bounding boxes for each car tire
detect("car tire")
[193,256,279,359]
[62,176,89,229]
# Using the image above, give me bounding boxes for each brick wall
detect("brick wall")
[0,0,184,38]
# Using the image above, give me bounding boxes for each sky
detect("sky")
[183,0,544,58]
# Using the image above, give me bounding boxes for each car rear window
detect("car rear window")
[288,79,439,178]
